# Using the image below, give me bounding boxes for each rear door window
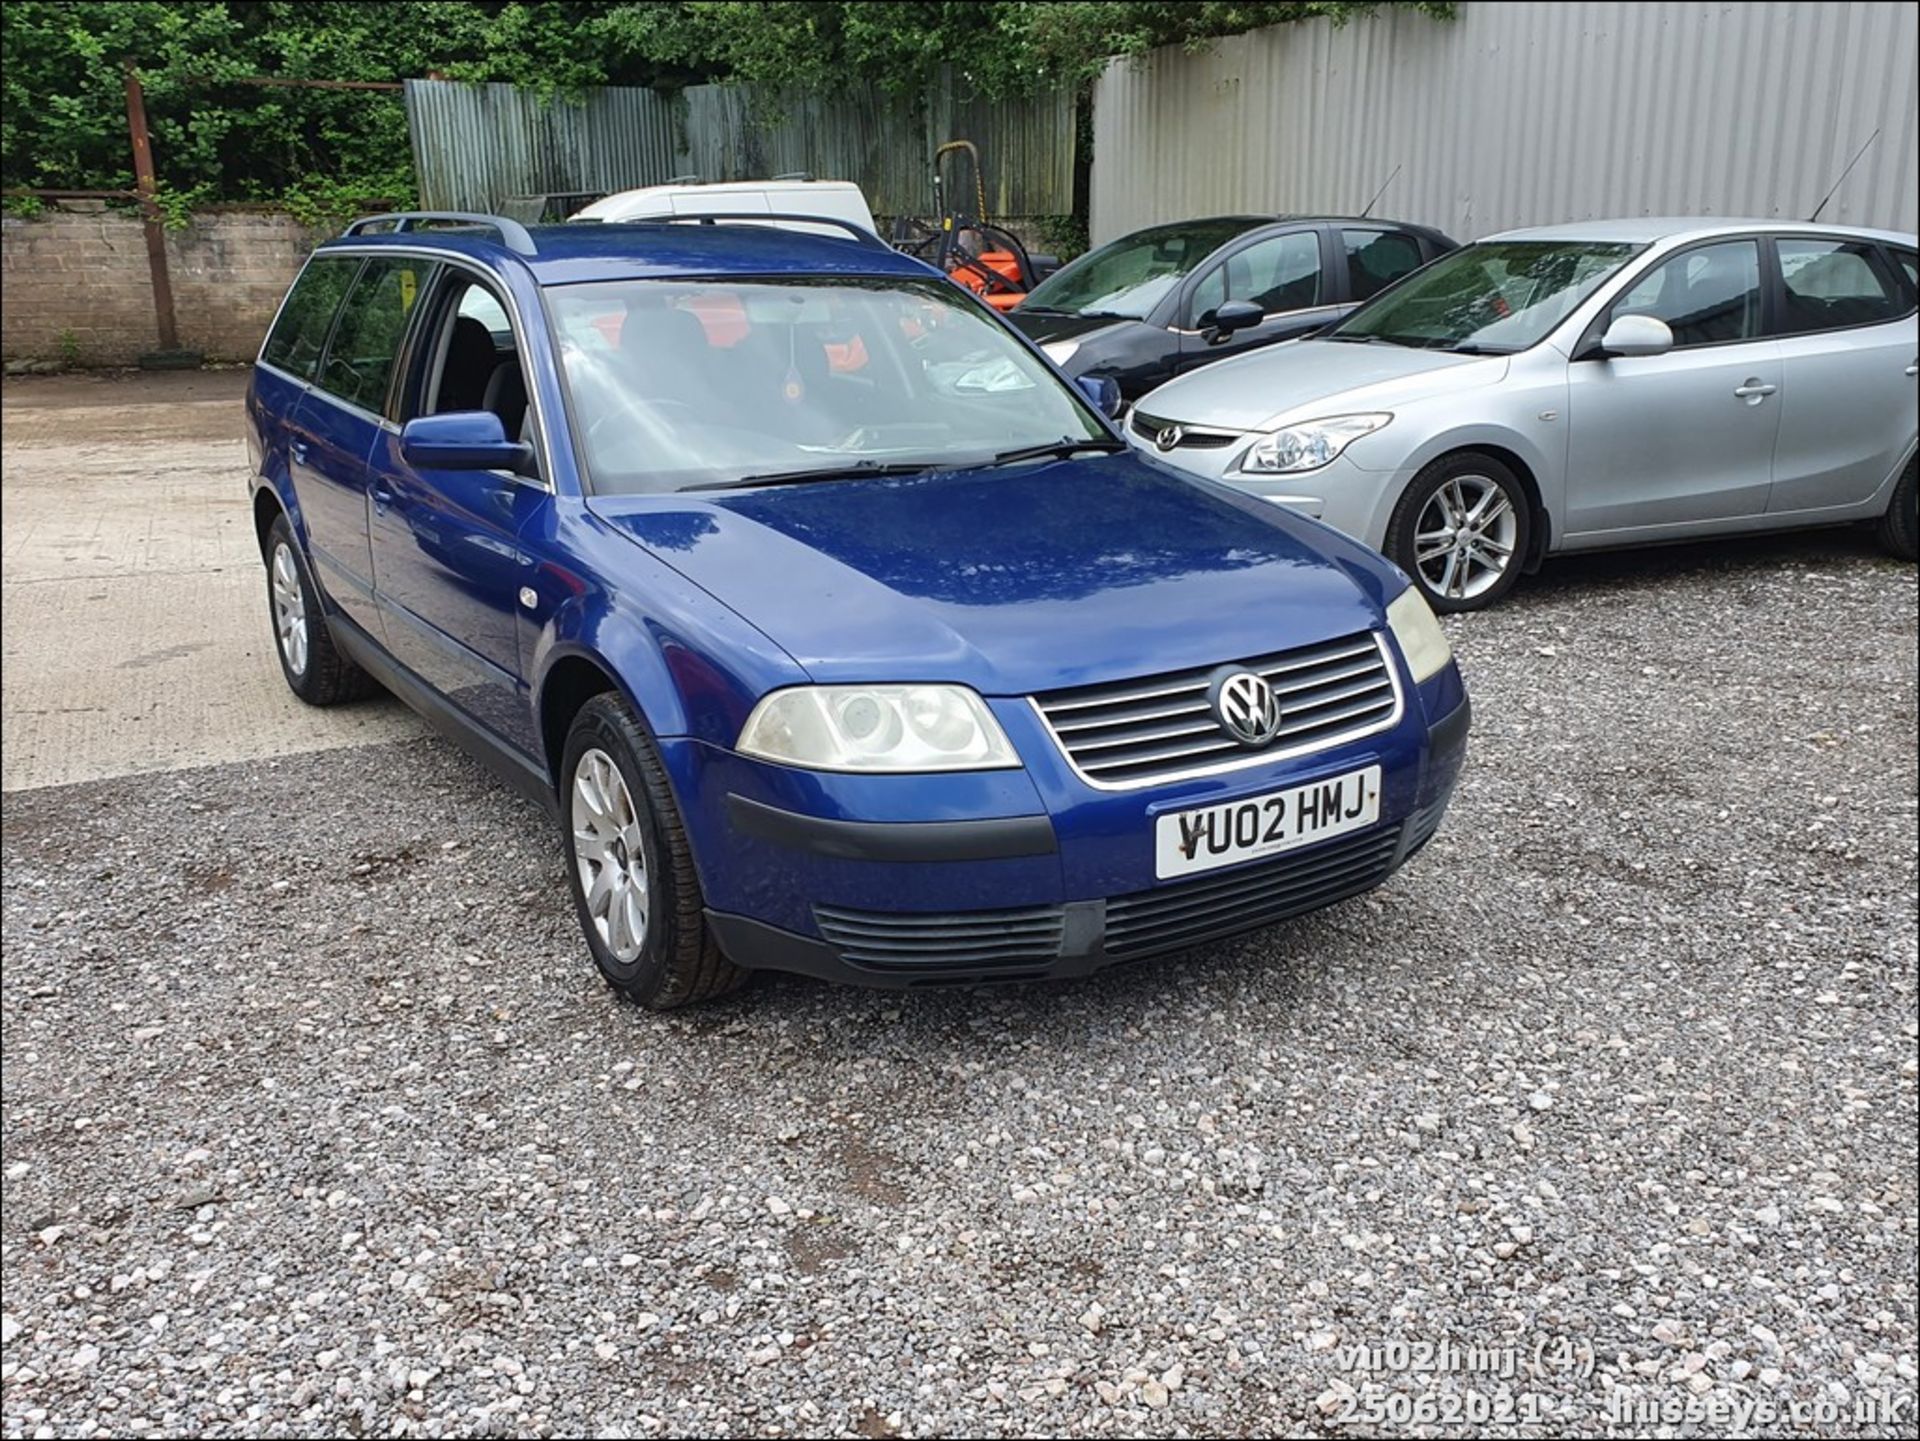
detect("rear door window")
[261,257,359,381]
[1341,228,1426,302]
[1775,238,1908,333]
[317,258,432,415]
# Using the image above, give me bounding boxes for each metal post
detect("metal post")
[123,61,181,354]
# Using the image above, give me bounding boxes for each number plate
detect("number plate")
[1153,765,1382,880]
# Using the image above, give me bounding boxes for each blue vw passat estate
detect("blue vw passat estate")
[245,212,1470,1007]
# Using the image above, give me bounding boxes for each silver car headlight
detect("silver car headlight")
[1385,586,1452,683]
[1235,413,1392,474]
[737,685,1020,772]
[1039,339,1080,366]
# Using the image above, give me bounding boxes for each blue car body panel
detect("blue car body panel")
[245,219,1470,988]
[364,428,548,751]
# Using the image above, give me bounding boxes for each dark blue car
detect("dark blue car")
[245,211,1470,1008]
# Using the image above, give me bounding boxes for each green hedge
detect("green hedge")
[3,2,1449,219]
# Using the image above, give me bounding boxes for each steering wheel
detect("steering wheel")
[585,396,699,450]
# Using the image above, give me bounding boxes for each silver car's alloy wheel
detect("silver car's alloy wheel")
[270,542,309,676]
[1414,474,1518,602]
[572,747,650,963]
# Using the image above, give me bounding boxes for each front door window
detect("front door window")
[1610,240,1762,348]
[1189,231,1321,325]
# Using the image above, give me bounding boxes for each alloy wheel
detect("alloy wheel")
[571,747,650,963]
[1414,474,1518,602]
[271,542,309,676]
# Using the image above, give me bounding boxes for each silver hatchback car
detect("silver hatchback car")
[1130,219,1919,609]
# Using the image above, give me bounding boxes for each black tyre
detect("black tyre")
[560,693,745,1009]
[263,514,379,704]
[1386,452,1534,613]
[1875,457,1918,561]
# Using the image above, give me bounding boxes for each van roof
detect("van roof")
[573,177,865,209]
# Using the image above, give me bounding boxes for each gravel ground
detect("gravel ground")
[3,531,1916,1439]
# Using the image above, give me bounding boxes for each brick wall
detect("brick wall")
[1,208,328,366]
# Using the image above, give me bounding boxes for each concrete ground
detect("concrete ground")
[0,370,420,794]
[2,372,1916,1438]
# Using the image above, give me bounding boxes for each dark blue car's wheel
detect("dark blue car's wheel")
[560,694,745,1009]
[262,514,377,705]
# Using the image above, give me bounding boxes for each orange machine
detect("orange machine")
[890,141,1057,310]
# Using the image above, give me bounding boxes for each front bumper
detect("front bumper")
[1127,436,1405,551]
[667,659,1470,990]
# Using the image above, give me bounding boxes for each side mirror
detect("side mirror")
[400,411,533,473]
[1076,374,1123,419]
[1202,299,1264,343]
[1596,314,1674,359]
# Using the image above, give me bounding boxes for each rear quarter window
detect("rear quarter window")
[1888,245,1919,303]
[261,257,359,381]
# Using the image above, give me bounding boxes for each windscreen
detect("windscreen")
[547,278,1104,494]
[1018,219,1265,320]
[1329,240,1641,352]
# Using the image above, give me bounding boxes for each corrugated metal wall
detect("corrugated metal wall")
[407,76,1074,219]
[1091,1,1920,243]
[406,81,677,215]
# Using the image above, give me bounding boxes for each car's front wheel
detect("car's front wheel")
[1386,452,1533,613]
[560,693,745,1009]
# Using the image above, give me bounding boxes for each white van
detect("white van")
[569,178,878,237]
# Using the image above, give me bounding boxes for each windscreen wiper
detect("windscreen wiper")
[986,438,1128,468]
[688,460,939,493]
[1328,332,1429,346]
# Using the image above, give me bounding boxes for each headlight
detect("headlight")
[1039,339,1080,366]
[1385,586,1452,684]
[737,685,1020,772]
[1235,413,1391,474]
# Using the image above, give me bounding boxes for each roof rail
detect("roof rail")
[341,211,538,256]
[628,212,889,251]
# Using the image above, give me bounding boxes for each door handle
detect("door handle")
[289,440,308,464]
[370,485,393,513]
[1906,361,1917,377]
[1732,381,1777,400]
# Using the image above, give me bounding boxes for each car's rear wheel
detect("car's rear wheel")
[1387,452,1533,613]
[560,693,745,1009]
[263,514,378,704]
[1874,456,1917,561]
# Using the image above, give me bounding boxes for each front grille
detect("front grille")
[1131,410,1240,450]
[1033,633,1400,787]
[1104,824,1403,956]
[813,902,1066,972]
